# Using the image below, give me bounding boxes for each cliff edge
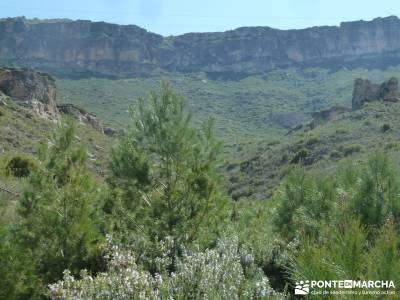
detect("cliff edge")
[1,16,400,78]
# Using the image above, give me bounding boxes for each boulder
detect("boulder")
[352,77,400,109]
[0,67,58,119]
[103,127,120,136]
[380,77,399,102]
[57,103,103,133]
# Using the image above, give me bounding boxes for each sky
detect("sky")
[1,0,400,36]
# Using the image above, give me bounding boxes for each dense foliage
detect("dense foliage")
[1,82,400,299]
[49,236,278,300]
[273,152,400,297]
[1,121,104,298]
[106,81,228,246]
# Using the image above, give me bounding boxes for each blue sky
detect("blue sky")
[1,0,400,36]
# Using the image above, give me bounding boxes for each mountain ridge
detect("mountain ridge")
[2,16,400,78]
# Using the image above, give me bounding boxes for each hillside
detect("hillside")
[2,4,400,297]
[1,65,395,203]
[0,70,112,201]
[55,65,400,142]
[2,68,400,298]
[2,16,400,78]
[225,94,400,199]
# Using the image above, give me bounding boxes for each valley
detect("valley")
[1,14,400,299]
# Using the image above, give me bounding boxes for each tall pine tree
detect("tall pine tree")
[107,81,228,246]
[14,120,103,294]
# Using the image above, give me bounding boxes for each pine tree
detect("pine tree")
[367,217,400,283]
[350,152,400,228]
[273,167,335,240]
[14,120,104,292]
[107,81,228,246]
[289,219,369,286]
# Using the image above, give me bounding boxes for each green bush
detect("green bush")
[5,121,105,297]
[289,219,370,285]
[289,218,400,296]
[329,150,342,159]
[49,237,282,300]
[349,152,400,228]
[273,152,400,298]
[5,155,36,178]
[381,123,391,132]
[273,167,335,240]
[305,136,319,147]
[290,148,308,164]
[340,144,362,156]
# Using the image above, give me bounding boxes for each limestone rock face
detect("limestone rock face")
[380,77,399,102]
[57,103,103,133]
[57,103,118,136]
[352,77,400,109]
[0,67,58,118]
[0,17,163,78]
[2,16,400,78]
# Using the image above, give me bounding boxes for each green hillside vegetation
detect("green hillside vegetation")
[57,65,400,145]
[0,96,112,202]
[1,82,399,299]
[224,100,400,200]
[57,65,400,203]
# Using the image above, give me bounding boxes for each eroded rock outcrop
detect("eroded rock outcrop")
[57,103,118,136]
[0,67,58,118]
[2,16,400,78]
[57,103,103,133]
[352,77,400,109]
[0,67,116,135]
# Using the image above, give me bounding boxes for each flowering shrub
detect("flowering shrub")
[49,243,163,300]
[168,237,276,299]
[49,237,282,299]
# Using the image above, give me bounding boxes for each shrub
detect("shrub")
[305,136,319,147]
[10,121,104,295]
[385,141,399,150]
[349,152,400,228]
[5,155,36,177]
[340,144,362,156]
[289,218,400,292]
[49,237,282,300]
[283,153,400,297]
[273,167,335,240]
[290,148,308,164]
[289,219,369,285]
[267,140,280,146]
[381,123,391,132]
[329,150,342,159]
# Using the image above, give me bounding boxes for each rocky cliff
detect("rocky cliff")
[352,77,400,109]
[57,103,118,136]
[0,67,116,134]
[0,67,58,119]
[57,103,104,132]
[2,16,400,78]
